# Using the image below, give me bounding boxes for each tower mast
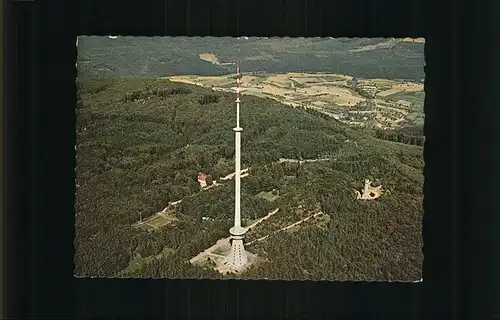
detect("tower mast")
[227,59,248,270]
[234,60,242,230]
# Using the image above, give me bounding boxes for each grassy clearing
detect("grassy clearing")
[255,191,280,202]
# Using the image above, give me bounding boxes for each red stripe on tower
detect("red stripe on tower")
[236,60,240,89]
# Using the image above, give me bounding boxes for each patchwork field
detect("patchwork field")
[169,72,424,129]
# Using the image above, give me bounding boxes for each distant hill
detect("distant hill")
[77,37,425,81]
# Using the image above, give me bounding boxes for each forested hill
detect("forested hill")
[75,77,423,280]
[77,37,425,81]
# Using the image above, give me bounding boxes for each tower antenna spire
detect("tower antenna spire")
[236,59,241,128]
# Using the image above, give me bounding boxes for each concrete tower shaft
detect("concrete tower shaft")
[227,59,248,270]
[232,60,244,233]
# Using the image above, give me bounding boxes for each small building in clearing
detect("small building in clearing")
[197,173,208,188]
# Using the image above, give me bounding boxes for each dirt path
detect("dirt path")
[189,208,280,264]
[375,104,410,115]
[278,158,331,164]
[246,211,324,246]
[219,168,250,181]
[349,38,400,53]
[247,208,280,230]
[152,169,251,214]
[152,155,347,220]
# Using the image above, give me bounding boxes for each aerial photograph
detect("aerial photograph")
[75,37,425,281]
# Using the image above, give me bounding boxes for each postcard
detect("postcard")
[75,36,424,281]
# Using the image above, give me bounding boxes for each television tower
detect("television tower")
[227,60,248,269]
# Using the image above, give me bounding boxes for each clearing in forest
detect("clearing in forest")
[255,190,280,202]
[132,209,178,232]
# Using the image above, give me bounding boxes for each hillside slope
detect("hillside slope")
[77,37,425,81]
[75,77,423,281]
[168,72,425,130]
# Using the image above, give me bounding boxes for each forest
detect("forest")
[77,37,425,81]
[75,76,424,281]
[374,127,425,146]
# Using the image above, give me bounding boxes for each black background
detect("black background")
[4,0,498,318]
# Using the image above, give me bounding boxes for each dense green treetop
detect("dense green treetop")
[77,37,424,81]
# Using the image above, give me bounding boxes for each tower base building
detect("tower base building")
[226,226,248,270]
